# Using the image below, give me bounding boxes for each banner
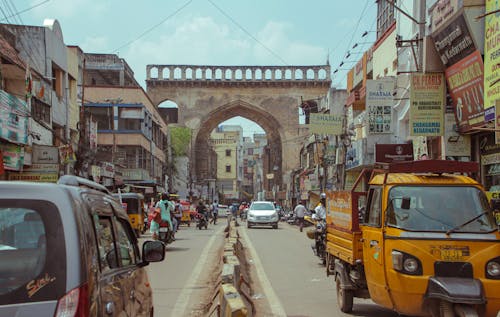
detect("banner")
[366,79,394,134]
[445,50,485,132]
[375,144,414,163]
[309,113,343,135]
[0,90,29,144]
[410,73,445,136]
[428,0,463,34]
[496,101,500,145]
[0,143,24,171]
[443,113,471,157]
[484,0,500,110]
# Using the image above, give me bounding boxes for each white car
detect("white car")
[246,201,279,229]
[217,204,229,217]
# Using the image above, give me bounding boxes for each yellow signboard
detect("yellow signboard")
[309,113,343,135]
[410,73,445,136]
[326,191,352,231]
[8,172,58,182]
[484,0,500,109]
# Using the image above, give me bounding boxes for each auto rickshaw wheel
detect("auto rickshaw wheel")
[336,276,353,313]
[453,304,479,317]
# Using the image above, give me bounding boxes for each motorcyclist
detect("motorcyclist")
[313,193,327,220]
[151,193,174,241]
[196,200,208,223]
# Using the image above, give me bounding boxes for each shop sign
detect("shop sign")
[482,152,500,165]
[326,191,352,230]
[480,133,500,155]
[366,79,394,134]
[484,0,500,110]
[100,162,115,178]
[0,143,24,170]
[375,144,413,163]
[121,168,150,180]
[443,113,471,157]
[411,136,429,160]
[428,0,463,34]
[309,113,343,135]
[32,145,59,164]
[8,172,58,182]
[431,13,476,68]
[496,102,500,144]
[0,90,29,145]
[445,50,485,133]
[410,73,445,136]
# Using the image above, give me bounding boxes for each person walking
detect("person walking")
[314,193,327,221]
[294,200,307,232]
[211,200,219,224]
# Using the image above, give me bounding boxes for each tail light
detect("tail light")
[55,284,89,317]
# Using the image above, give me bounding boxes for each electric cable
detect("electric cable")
[0,0,49,22]
[111,0,193,54]
[207,0,289,66]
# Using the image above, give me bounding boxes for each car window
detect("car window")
[115,219,139,266]
[0,200,66,304]
[95,217,118,271]
[250,203,274,210]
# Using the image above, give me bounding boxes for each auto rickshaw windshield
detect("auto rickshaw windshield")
[386,186,497,233]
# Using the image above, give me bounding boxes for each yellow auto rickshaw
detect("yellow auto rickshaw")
[113,192,145,236]
[326,160,500,317]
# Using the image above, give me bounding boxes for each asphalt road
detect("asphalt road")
[140,218,227,317]
[241,220,400,317]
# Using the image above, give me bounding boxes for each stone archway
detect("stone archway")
[193,100,282,185]
[146,64,331,187]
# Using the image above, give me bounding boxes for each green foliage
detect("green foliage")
[170,127,191,156]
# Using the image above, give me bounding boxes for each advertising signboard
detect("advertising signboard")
[484,0,500,110]
[366,79,394,134]
[428,0,463,34]
[0,144,24,170]
[375,144,414,163]
[326,191,352,231]
[309,113,343,135]
[431,13,476,68]
[0,90,29,144]
[410,73,445,136]
[443,113,471,157]
[32,145,59,164]
[445,50,485,132]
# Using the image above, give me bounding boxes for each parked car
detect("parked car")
[246,201,279,229]
[0,175,165,317]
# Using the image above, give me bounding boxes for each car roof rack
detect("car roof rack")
[57,175,111,195]
[373,159,479,174]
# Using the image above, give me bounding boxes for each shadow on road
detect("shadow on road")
[350,302,400,317]
[165,246,190,252]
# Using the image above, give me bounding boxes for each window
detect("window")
[115,220,138,266]
[95,217,118,271]
[377,0,395,39]
[225,164,231,173]
[51,63,64,98]
[226,149,231,157]
[31,97,51,124]
[365,187,382,227]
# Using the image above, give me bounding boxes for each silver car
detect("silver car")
[246,201,279,229]
[0,175,165,317]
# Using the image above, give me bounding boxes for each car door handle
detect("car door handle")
[369,240,378,248]
[105,302,114,315]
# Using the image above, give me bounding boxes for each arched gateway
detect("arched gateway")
[146,64,331,188]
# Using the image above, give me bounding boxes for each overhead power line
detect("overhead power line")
[111,0,193,54]
[0,0,49,22]
[207,0,289,66]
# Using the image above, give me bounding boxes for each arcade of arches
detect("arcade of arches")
[146,64,331,190]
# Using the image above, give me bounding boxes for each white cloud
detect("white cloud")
[81,36,110,53]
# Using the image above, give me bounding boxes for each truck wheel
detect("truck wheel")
[336,277,353,313]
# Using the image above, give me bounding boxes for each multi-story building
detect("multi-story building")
[83,53,168,195]
[210,127,241,202]
[0,19,75,182]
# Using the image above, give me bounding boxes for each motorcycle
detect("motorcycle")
[195,212,208,230]
[306,216,326,265]
[158,220,175,244]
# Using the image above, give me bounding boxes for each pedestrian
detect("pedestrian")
[211,200,218,224]
[294,200,307,232]
[173,199,182,231]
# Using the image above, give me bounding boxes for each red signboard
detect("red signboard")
[375,144,414,163]
[445,50,485,133]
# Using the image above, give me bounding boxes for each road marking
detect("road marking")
[170,225,224,316]
[239,226,287,317]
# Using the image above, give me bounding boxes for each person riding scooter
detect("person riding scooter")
[196,200,208,229]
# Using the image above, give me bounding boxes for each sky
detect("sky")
[8,0,378,137]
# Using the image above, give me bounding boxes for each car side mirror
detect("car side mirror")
[141,240,166,266]
[401,197,411,210]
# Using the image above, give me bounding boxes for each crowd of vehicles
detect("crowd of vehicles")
[322,160,500,317]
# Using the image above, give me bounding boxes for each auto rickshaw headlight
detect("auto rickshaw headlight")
[486,257,500,279]
[391,249,422,275]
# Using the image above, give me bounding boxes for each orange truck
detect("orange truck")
[325,160,500,317]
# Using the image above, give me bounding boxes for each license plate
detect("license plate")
[159,227,169,232]
[441,249,463,261]
[257,216,268,220]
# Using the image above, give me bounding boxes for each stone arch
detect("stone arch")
[186,68,193,79]
[275,69,282,79]
[195,68,203,79]
[306,69,315,79]
[225,69,232,80]
[193,100,283,185]
[163,68,170,79]
[295,69,303,80]
[235,69,243,80]
[215,69,223,80]
[150,67,159,79]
